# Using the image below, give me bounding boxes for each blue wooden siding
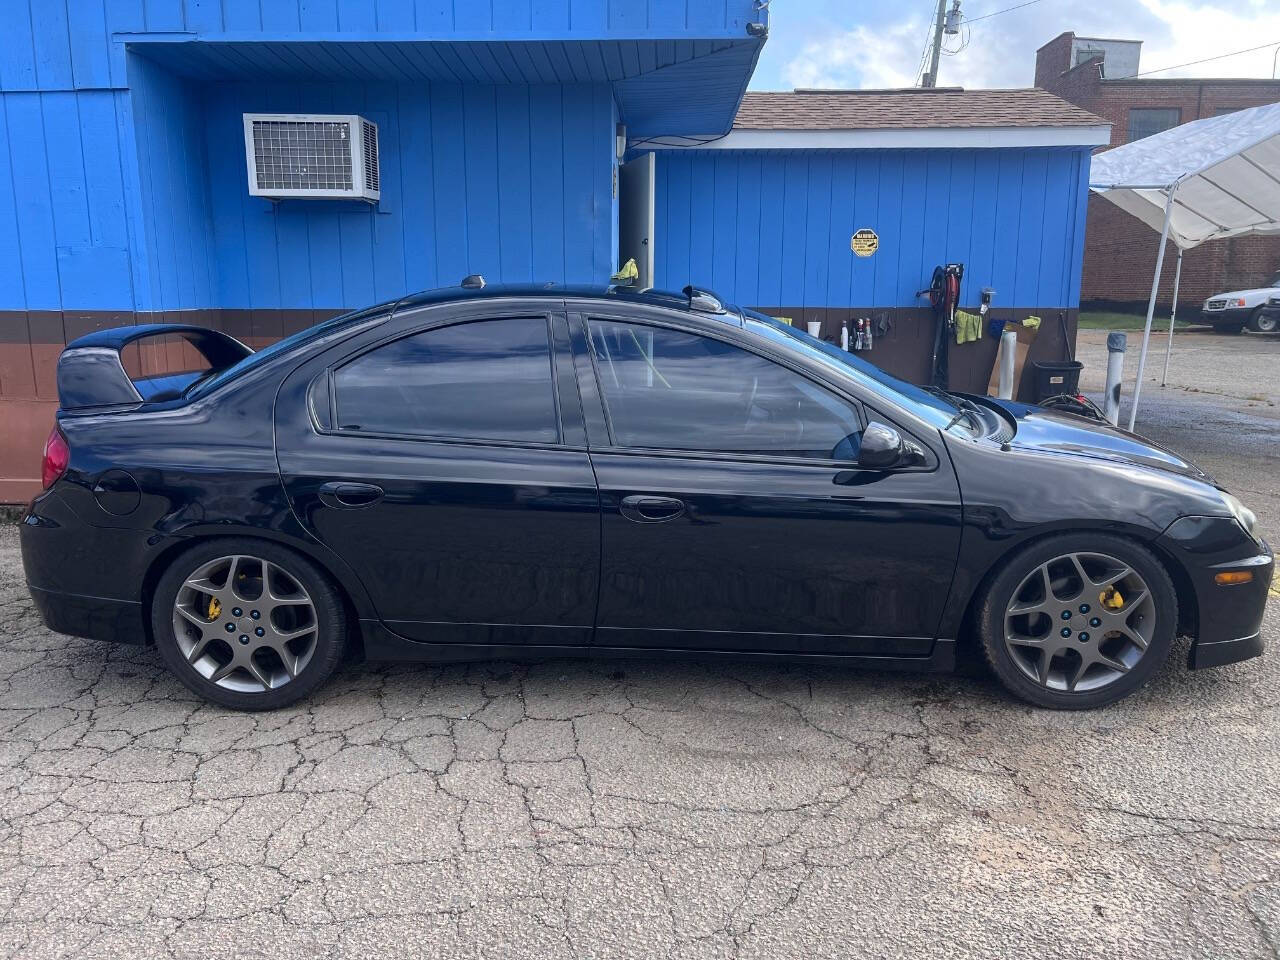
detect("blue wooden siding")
[0,0,756,314]
[653,147,1093,310]
[0,0,761,94]
[190,80,616,310]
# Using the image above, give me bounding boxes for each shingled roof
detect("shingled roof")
[734,88,1107,130]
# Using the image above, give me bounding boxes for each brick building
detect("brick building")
[1035,32,1280,313]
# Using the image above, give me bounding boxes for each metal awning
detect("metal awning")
[1089,101,1280,429]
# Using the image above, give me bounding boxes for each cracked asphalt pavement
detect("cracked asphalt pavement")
[2,329,1278,959]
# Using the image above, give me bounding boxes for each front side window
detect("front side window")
[1127,107,1181,143]
[334,317,559,443]
[588,319,862,460]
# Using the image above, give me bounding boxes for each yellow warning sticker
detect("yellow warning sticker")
[851,228,879,257]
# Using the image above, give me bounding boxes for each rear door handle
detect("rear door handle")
[620,495,685,523]
[318,481,384,509]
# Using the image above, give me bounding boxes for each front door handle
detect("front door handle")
[318,481,384,509]
[620,495,685,523]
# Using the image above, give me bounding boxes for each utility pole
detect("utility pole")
[922,0,946,87]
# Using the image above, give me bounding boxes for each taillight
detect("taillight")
[41,427,69,489]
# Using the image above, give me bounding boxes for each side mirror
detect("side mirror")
[857,421,921,470]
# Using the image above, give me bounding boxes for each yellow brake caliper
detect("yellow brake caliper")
[207,596,222,620]
[1100,586,1124,610]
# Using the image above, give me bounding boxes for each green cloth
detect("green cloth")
[955,309,982,344]
[610,258,639,284]
[1023,315,1041,329]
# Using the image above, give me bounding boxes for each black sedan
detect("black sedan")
[20,283,1272,711]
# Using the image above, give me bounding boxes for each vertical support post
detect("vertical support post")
[1161,247,1184,388]
[923,0,946,87]
[1127,189,1176,431]
[997,329,1017,399]
[1103,332,1127,425]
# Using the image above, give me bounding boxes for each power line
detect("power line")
[1131,39,1280,77]
[962,0,1043,26]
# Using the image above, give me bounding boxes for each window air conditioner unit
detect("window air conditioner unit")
[243,113,380,201]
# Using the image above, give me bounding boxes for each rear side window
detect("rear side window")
[588,319,863,459]
[333,317,559,443]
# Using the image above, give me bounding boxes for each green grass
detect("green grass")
[1078,310,1192,332]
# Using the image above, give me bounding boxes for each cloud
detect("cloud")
[782,20,934,89]
[753,0,1280,91]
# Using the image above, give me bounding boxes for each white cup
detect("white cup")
[806,321,822,337]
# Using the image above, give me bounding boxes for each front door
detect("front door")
[618,152,655,288]
[577,313,963,656]
[276,307,600,647]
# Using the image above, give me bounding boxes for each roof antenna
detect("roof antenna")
[461,274,485,289]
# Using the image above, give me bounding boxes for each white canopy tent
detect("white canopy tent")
[1088,100,1280,429]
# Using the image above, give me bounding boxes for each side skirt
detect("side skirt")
[359,620,956,674]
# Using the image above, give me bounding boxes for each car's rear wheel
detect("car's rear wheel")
[977,533,1176,709]
[1246,307,1278,333]
[152,539,347,710]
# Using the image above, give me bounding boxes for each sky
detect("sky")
[747,0,1280,91]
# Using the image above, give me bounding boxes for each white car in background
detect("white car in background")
[1201,269,1280,334]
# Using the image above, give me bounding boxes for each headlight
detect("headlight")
[1222,491,1260,541]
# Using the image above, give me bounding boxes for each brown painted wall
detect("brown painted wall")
[763,306,1077,400]
[0,304,1075,504]
[0,309,342,503]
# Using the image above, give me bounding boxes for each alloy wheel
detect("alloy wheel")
[172,554,319,693]
[1003,551,1156,693]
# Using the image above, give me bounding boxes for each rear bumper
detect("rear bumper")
[20,489,157,645]
[27,585,148,645]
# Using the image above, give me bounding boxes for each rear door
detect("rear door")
[570,307,963,656]
[275,300,600,647]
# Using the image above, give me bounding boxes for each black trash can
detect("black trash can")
[1031,360,1083,403]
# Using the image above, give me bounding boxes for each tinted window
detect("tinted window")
[589,319,861,459]
[1127,107,1180,142]
[334,317,558,443]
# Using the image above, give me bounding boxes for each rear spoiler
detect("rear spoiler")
[57,323,252,410]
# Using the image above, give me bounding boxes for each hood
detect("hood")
[984,398,1216,485]
[1208,286,1278,303]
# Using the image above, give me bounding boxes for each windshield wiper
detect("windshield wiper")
[943,407,979,432]
[928,386,985,433]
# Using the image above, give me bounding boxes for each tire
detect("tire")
[151,538,348,710]
[976,532,1177,710]
[1246,307,1278,334]
[1213,321,1245,335]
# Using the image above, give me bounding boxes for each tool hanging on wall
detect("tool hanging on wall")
[918,263,964,387]
[840,319,850,351]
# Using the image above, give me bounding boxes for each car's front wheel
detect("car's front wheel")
[977,533,1176,709]
[1247,306,1278,333]
[152,539,347,710]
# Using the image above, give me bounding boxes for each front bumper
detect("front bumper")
[1189,630,1264,670]
[1200,306,1252,325]
[1159,516,1272,670]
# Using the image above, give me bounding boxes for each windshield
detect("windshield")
[742,310,963,430]
[187,306,390,399]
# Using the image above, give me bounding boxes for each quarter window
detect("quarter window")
[334,317,559,443]
[588,319,862,460]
